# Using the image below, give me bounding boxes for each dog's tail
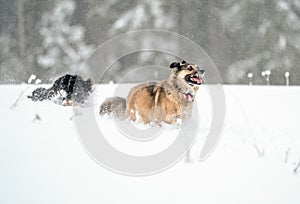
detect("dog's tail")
[99,97,126,119]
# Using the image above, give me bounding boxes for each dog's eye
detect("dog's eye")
[188,67,193,71]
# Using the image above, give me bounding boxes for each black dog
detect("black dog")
[28,74,93,105]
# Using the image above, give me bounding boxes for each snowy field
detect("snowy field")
[1,84,300,204]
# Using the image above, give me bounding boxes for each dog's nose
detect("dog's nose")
[198,69,205,75]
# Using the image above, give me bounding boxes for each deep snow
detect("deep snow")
[0,84,300,204]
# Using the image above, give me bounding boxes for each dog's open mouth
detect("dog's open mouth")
[185,74,203,85]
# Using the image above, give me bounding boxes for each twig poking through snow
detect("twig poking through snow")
[253,142,265,157]
[284,147,291,163]
[10,86,30,109]
[10,75,42,109]
[32,114,41,122]
[293,160,300,175]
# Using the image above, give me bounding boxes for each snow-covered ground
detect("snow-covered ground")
[1,84,300,204]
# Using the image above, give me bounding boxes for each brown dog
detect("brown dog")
[100,61,205,124]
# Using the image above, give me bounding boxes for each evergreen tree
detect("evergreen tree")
[36,0,94,80]
[222,0,300,83]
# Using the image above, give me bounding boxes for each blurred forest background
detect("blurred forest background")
[1,0,300,85]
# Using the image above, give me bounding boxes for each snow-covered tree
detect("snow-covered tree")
[36,0,94,78]
[221,0,300,83]
[109,0,175,34]
[88,0,178,83]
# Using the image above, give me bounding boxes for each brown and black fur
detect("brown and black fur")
[100,61,205,124]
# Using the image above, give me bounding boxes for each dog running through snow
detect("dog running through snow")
[99,61,205,124]
[28,74,93,106]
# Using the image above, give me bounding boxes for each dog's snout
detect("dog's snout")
[197,69,205,76]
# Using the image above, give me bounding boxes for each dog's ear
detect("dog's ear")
[181,60,186,64]
[170,62,180,69]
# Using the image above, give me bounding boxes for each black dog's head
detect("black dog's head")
[170,61,205,86]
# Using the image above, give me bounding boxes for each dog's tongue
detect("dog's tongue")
[193,77,202,84]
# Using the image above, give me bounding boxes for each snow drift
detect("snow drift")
[1,84,300,204]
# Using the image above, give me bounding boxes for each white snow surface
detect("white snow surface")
[1,84,300,204]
